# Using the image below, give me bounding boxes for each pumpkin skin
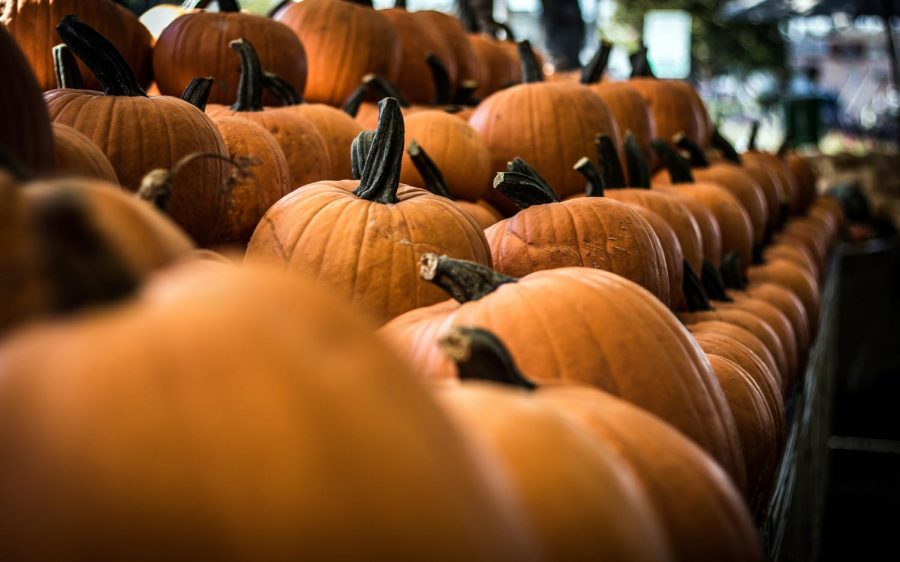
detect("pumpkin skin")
[382,265,748,488]
[0,263,538,562]
[418,10,482,88]
[484,196,671,307]
[50,123,117,183]
[745,150,801,214]
[0,24,54,175]
[632,206,684,310]
[670,191,723,267]
[460,200,503,229]
[1,0,153,91]
[779,217,829,271]
[735,283,811,361]
[382,8,457,105]
[138,1,198,39]
[467,34,519,99]
[765,240,819,281]
[587,81,658,174]
[629,79,706,149]
[674,81,712,147]
[740,158,786,230]
[537,386,764,562]
[274,0,401,106]
[400,111,492,202]
[703,353,780,516]
[210,117,292,248]
[786,153,817,214]
[470,80,619,199]
[284,104,363,180]
[438,383,672,562]
[748,258,821,332]
[153,9,308,106]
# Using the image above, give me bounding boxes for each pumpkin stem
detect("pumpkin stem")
[506,157,557,192]
[596,134,626,188]
[748,120,760,152]
[407,141,454,199]
[673,132,710,167]
[453,80,480,106]
[440,327,537,390]
[55,15,146,97]
[52,43,83,90]
[420,253,517,303]
[180,76,214,111]
[493,172,561,209]
[701,260,732,302]
[426,54,453,105]
[353,98,404,204]
[573,157,605,197]
[31,190,139,314]
[719,251,747,291]
[229,38,264,112]
[517,40,543,83]
[711,128,742,164]
[263,71,303,105]
[350,130,376,180]
[267,0,293,17]
[629,45,654,78]
[624,131,651,188]
[137,152,246,212]
[365,75,411,108]
[752,243,764,266]
[683,260,712,312]
[218,0,241,12]
[342,81,369,117]
[652,139,695,184]
[580,39,612,85]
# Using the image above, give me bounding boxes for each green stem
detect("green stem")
[180,76,214,111]
[506,157,556,194]
[365,75,411,108]
[624,131,650,188]
[673,132,710,167]
[407,141,454,199]
[652,139,695,184]
[262,71,303,105]
[440,327,537,390]
[493,172,560,209]
[629,45,654,78]
[426,54,452,106]
[419,253,517,303]
[453,80,479,106]
[517,40,542,83]
[573,157,604,197]
[701,259,732,302]
[353,98,404,204]
[748,120,759,152]
[350,130,375,181]
[683,259,712,311]
[580,39,612,85]
[55,15,146,97]
[719,251,747,291]
[596,134,625,188]
[342,82,368,117]
[711,128,742,164]
[229,38,263,112]
[52,43,83,90]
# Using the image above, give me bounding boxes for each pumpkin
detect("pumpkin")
[406,140,501,229]
[417,8,482,89]
[437,381,672,562]
[736,283,811,362]
[273,0,401,106]
[786,152,818,214]
[764,240,819,281]
[152,0,307,107]
[653,141,754,275]
[537,386,764,562]
[138,0,204,40]
[634,206,686,311]
[0,24,54,176]
[50,123,117,183]
[779,217,829,271]
[629,78,708,150]
[46,16,233,248]
[0,261,537,561]
[260,71,363,180]
[467,33,519,99]
[680,306,793,395]
[743,122,803,215]
[703,353,780,515]
[469,41,619,202]
[245,98,492,325]
[748,258,821,332]
[206,39,331,189]
[381,7,456,105]
[382,256,748,488]
[400,110,492,201]
[1,0,153,91]
[485,163,670,306]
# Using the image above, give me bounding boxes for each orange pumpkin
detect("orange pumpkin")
[273,0,401,106]
[748,258,821,332]
[417,8,482,90]
[50,123,117,183]
[629,78,708,150]
[381,7,456,105]
[735,283,812,363]
[382,257,747,488]
[786,152,818,214]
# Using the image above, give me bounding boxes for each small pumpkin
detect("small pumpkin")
[50,123,117,183]
[245,98,492,325]
[735,283,812,364]
[785,152,818,214]
[748,258,821,332]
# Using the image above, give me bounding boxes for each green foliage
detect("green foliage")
[613,0,787,79]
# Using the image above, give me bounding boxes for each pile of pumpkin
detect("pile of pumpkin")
[0,0,844,559]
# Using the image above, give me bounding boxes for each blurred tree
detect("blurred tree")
[614,0,787,79]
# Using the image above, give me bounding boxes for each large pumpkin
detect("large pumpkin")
[382,257,748,488]
[45,17,232,247]
[273,0,401,106]
[381,7,456,104]
[50,123,117,183]
[1,0,153,91]
[153,0,307,106]
[245,98,492,325]
[417,8,482,89]
[0,24,54,176]
[469,41,619,201]
[0,262,537,561]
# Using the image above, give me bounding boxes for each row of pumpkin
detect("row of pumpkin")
[1,1,841,560]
